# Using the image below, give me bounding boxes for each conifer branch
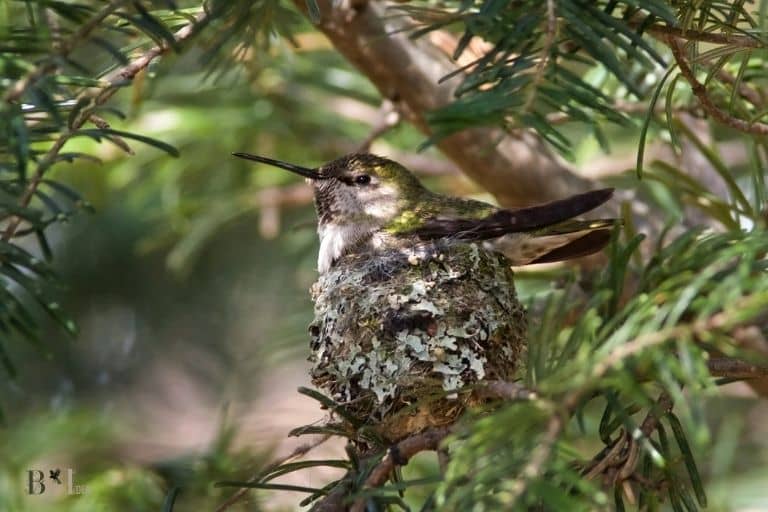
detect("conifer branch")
[307,294,764,509]
[214,433,333,512]
[2,0,132,104]
[349,427,452,512]
[708,357,768,380]
[522,0,557,114]
[643,24,765,49]
[668,37,768,136]
[1,9,208,242]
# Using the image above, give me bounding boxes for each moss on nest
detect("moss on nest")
[309,242,527,441]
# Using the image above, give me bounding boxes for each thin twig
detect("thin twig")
[589,306,739,382]
[545,99,682,124]
[717,68,764,109]
[582,392,673,486]
[2,0,132,104]
[522,0,557,114]
[616,392,672,485]
[544,69,762,126]
[480,380,537,401]
[60,0,132,55]
[707,357,768,380]
[642,23,765,50]
[582,429,629,480]
[311,481,350,512]
[2,63,58,105]
[349,427,451,512]
[214,434,333,512]
[511,411,564,497]
[668,37,768,136]
[1,10,208,242]
[356,99,401,152]
[639,392,674,437]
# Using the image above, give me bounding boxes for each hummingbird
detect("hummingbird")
[233,152,617,273]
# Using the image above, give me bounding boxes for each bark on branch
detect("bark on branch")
[293,0,592,208]
[668,37,768,136]
[349,427,452,512]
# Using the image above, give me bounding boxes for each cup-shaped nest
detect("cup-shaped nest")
[309,242,527,441]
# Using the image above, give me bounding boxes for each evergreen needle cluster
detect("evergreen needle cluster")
[1,1,767,511]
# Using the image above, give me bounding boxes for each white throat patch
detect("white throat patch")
[317,223,371,273]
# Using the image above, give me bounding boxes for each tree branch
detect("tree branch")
[642,23,765,49]
[214,433,333,512]
[294,0,592,208]
[717,67,765,109]
[479,379,538,401]
[349,427,451,512]
[589,304,745,382]
[668,37,768,136]
[708,357,768,380]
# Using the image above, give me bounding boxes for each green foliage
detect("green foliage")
[0,409,268,512]
[255,221,767,510]
[2,0,768,511]
[0,2,306,509]
[438,225,768,510]
[0,0,315,367]
[0,0,188,372]
[402,1,768,156]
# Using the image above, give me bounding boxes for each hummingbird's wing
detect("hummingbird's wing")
[402,188,617,265]
[406,188,614,241]
[491,219,616,264]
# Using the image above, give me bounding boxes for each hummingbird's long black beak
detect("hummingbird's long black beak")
[232,152,326,180]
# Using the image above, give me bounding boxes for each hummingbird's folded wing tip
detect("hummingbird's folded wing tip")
[596,187,615,199]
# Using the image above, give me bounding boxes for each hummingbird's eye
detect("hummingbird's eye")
[354,174,371,185]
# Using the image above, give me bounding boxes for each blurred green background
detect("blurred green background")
[2,2,768,511]
[0,27,475,510]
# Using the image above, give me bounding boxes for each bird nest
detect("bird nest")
[308,242,527,441]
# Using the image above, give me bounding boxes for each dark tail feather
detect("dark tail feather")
[412,188,615,242]
[495,188,614,233]
[530,229,613,264]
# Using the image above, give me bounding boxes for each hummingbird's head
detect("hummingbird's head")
[233,152,426,226]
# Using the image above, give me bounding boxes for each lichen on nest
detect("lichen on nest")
[308,242,527,441]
